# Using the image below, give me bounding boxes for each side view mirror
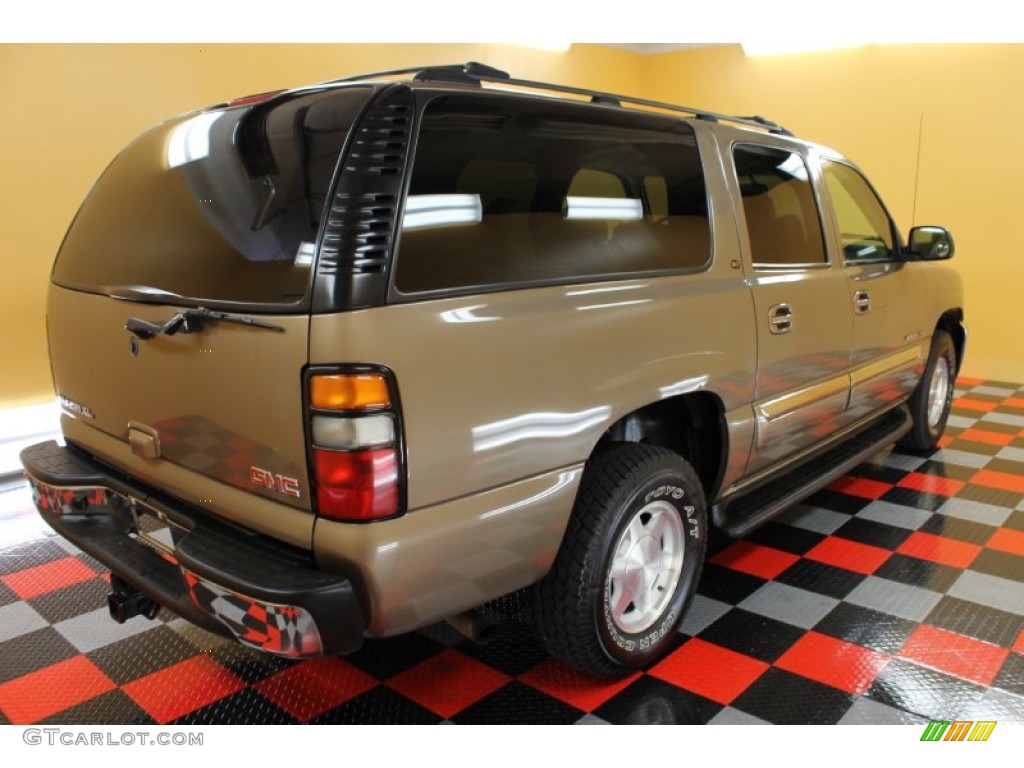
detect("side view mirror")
[906,226,955,260]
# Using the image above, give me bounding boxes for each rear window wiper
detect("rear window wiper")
[125,307,285,340]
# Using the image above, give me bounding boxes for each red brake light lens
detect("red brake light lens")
[314,448,399,522]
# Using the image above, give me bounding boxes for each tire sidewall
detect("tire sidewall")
[595,463,706,668]
[922,335,956,443]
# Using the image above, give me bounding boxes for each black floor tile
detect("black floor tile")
[88,626,208,685]
[970,549,1024,582]
[310,685,440,724]
[919,515,998,545]
[958,484,1024,509]
[731,668,854,724]
[944,439,1003,456]
[171,688,298,725]
[452,681,583,724]
[0,628,79,684]
[851,463,909,484]
[38,689,154,726]
[696,563,766,605]
[925,597,1024,649]
[0,539,69,576]
[987,457,1024,475]
[834,517,913,550]
[866,659,986,721]
[744,521,825,556]
[873,553,963,593]
[814,603,918,654]
[804,489,870,515]
[700,609,805,663]
[916,460,980,481]
[881,488,948,513]
[28,579,110,624]
[343,632,445,681]
[775,559,866,599]
[454,621,549,677]
[993,653,1024,697]
[593,675,723,724]
[209,644,293,685]
[1005,510,1024,532]
[0,582,16,608]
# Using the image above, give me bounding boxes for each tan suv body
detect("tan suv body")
[22,63,964,676]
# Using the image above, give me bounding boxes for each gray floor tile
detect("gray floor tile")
[709,707,771,725]
[938,497,1012,527]
[53,606,158,653]
[948,572,1024,616]
[775,504,850,535]
[0,602,48,643]
[961,688,1024,723]
[929,449,992,469]
[680,594,733,636]
[845,577,943,622]
[971,386,1018,397]
[857,500,933,530]
[838,696,928,725]
[738,582,839,629]
[947,414,980,429]
[575,714,612,724]
[983,412,1024,429]
[868,451,928,472]
[995,445,1024,463]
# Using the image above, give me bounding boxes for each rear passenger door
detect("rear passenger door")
[819,157,926,418]
[730,142,854,474]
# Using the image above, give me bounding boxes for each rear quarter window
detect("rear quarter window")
[394,95,711,295]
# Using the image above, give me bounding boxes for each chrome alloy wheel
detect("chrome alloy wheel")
[927,356,951,430]
[606,500,685,634]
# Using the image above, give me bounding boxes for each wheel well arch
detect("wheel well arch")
[593,392,726,500]
[936,309,966,374]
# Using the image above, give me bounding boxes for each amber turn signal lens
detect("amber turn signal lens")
[310,374,391,411]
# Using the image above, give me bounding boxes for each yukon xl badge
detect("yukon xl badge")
[249,466,301,498]
[58,394,95,419]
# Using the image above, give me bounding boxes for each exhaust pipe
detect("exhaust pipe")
[107,575,161,624]
[446,609,500,645]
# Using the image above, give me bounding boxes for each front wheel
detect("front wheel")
[533,444,707,678]
[897,330,957,453]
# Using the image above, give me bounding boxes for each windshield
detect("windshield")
[53,86,372,309]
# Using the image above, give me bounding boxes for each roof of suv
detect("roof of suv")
[314,61,794,138]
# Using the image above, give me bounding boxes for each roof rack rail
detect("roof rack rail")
[327,62,792,136]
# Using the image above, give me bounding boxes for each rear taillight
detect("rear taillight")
[307,369,403,522]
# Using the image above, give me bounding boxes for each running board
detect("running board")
[712,405,912,539]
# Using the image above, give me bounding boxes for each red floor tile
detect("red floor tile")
[956,428,1016,447]
[0,556,99,600]
[649,638,769,705]
[953,398,998,413]
[1004,397,1024,409]
[938,435,954,448]
[519,659,641,712]
[775,631,890,695]
[1014,630,1024,655]
[896,531,982,569]
[0,655,116,724]
[253,657,378,721]
[828,476,892,500]
[804,536,891,575]
[386,649,510,718]
[122,654,246,723]
[985,528,1024,557]
[970,468,1024,494]
[898,625,1009,686]
[897,472,966,496]
[954,376,985,387]
[708,541,799,580]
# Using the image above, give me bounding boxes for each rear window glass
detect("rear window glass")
[394,95,710,295]
[53,87,371,308]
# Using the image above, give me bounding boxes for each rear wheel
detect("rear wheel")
[897,330,956,452]
[533,443,707,678]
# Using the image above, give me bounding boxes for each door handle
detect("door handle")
[768,303,793,334]
[854,290,871,314]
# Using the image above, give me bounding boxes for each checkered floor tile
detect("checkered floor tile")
[1,377,1023,724]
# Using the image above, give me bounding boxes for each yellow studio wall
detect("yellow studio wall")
[0,43,642,409]
[2,43,1020,411]
[639,43,1024,383]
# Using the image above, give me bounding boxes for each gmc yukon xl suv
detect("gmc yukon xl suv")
[22,62,964,677]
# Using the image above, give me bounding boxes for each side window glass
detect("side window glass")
[733,145,827,267]
[822,161,895,262]
[394,95,711,294]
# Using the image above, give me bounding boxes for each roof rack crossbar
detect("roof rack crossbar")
[326,62,792,137]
